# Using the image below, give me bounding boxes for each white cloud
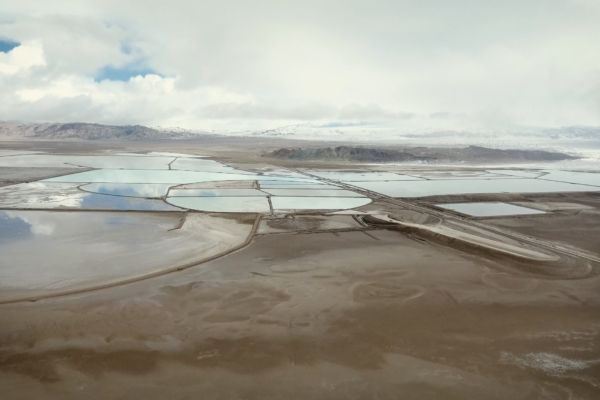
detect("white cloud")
[0,41,45,74]
[0,0,599,130]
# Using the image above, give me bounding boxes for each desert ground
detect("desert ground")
[0,138,599,399]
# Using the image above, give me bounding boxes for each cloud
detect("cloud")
[197,102,336,120]
[0,0,599,130]
[338,104,415,120]
[0,41,45,74]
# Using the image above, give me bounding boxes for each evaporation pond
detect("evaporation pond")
[349,178,600,197]
[45,169,319,185]
[308,171,424,181]
[263,189,366,197]
[167,196,271,212]
[0,182,179,211]
[257,179,321,185]
[0,155,176,169]
[0,210,246,298]
[271,197,371,210]
[168,188,267,197]
[81,183,175,198]
[408,171,519,180]
[539,171,600,187]
[436,202,546,217]
[258,184,340,189]
[488,170,545,178]
[170,158,255,174]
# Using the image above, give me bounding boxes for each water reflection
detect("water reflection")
[81,193,180,211]
[0,211,32,240]
[0,182,179,211]
[0,182,86,209]
[0,210,218,294]
[46,169,320,184]
[167,197,271,212]
[81,183,175,198]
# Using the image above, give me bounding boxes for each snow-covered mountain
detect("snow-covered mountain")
[241,122,600,142]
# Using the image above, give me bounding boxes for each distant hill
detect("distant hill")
[266,145,578,163]
[270,146,434,162]
[0,122,204,140]
[449,145,577,161]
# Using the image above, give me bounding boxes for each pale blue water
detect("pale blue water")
[347,178,599,198]
[262,189,366,197]
[45,169,320,184]
[408,171,522,180]
[487,170,544,178]
[80,194,180,211]
[0,155,175,169]
[308,171,424,181]
[170,158,255,174]
[271,197,371,210]
[166,197,271,212]
[168,188,267,197]
[436,202,546,217]
[81,183,175,198]
[538,170,600,187]
[258,184,340,189]
[257,179,322,185]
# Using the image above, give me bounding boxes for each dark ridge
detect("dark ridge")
[454,145,577,161]
[265,145,577,163]
[268,146,434,162]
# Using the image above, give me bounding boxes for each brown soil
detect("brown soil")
[483,209,600,257]
[1,229,599,399]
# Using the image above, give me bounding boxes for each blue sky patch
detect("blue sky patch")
[0,39,20,53]
[95,65,162,82]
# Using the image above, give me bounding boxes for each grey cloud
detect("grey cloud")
[1,15,139,76]
[197,103,336,120]
[0,95,101,123]
[0,0,600,129]
[338,104,415,120]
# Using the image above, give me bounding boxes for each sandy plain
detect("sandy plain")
[0,138,599,399]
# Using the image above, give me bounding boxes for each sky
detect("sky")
[0,0,599,131]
